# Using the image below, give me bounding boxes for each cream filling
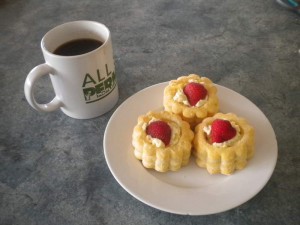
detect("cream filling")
[173,81,208,107]
[203,121,241,147]
[148,138,165,148]
[173,89,189,106]
[142,118,181,147]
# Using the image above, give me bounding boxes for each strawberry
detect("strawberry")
[183,82,208,106]
[146,121,171,146]
[211,119,236,143]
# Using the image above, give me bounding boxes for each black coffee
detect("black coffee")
[53,38,103,56]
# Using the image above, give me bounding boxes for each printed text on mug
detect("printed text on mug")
[82,64,116,104]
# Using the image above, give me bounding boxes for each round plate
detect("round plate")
[103,82,277,215]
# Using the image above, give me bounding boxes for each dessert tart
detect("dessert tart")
[132,111,194,172]
[193,113,255,175]
[163,74,219,128]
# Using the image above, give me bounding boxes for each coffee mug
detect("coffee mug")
[24,20,119,119]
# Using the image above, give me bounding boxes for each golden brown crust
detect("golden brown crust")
[193,113,255,175]
[132,111,194,172]
[163,74,219,128]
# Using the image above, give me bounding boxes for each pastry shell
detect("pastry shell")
[193,113,255,175]
[132,111,194,172]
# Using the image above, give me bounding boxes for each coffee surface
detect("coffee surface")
[53,38,103,56]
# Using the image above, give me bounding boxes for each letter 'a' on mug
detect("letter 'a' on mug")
[24,21,119,119]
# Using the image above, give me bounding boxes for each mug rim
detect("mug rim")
[41,20,111,59]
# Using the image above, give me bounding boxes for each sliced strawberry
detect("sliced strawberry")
[146,121,171,146]
[211,119,236,143]
[183,82,207,106]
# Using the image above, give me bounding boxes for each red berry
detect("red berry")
[211,119,237,143]
[183,82,207,106]
[146,121,171,146]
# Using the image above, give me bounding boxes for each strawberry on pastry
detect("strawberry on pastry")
[146,121,171,146]
[132,111,194,172]
[211,119,237,143]
[183,82,208,106]
[163,74,219,128]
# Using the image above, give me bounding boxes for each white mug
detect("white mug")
[24,21,119,119]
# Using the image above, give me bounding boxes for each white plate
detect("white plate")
[104,82,277,215]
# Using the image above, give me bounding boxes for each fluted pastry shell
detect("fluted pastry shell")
[132,111,194,172]
[163,74,219,128]
[193,113,255,175]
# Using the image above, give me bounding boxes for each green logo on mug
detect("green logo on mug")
[82,64,116,104]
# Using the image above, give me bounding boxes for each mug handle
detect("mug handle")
[24,63,62,112]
